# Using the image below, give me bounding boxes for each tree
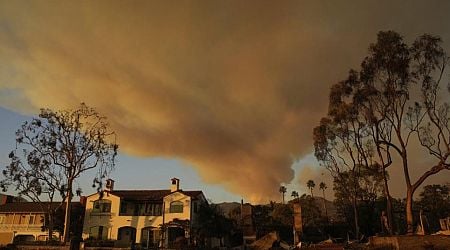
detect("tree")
[279,186,287,204]
[319,182,328,218]
[307,180,315,198]
[195,203,234,246]
[1,151,65,240]
[298,194,322,232]
[418,184,450,232]
[361,31,450,233]
[291,191,299,201]
[1,103,118,243]
[315,30,450,234]
[333,165,385,236]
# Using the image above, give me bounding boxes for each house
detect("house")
[82,178,207,248]
[0,200,85,245]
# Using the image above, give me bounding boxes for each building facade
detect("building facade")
[0,200,88,245]
[0,202,48,245]
[82,178,207,248]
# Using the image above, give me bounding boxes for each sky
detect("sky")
[0,1,450,203]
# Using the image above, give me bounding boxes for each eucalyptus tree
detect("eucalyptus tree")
[1,103,118,243]
[313,70,376,238]
[361,31,450,233]
[316,30,450,234]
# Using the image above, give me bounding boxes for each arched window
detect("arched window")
[93,200,112,213]
[169,201,183,213]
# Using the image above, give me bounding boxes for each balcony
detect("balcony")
[0,224,43,232]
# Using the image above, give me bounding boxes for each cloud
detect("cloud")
[1,1,450,202]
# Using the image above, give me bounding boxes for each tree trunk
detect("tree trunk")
[48,210,54,241]
[406,188,414,234]
[352,196,359,239]
[322,190,328,219]
[382,168,393,235]
[63,179,73,243]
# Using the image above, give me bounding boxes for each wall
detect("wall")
[82,191,193,244]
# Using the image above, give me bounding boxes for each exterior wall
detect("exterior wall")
[82,191,203,245]
[83,192,191,243]
[0,212,51,245]
[163,192,191,225]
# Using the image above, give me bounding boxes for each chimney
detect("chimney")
[170,178,180,192]
[79,196,87,207]
[105,179,115,192]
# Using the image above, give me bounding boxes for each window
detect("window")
[38,215,45,224]
[120,201,127,214]
[92,200,112,213]
[145,203,162,216]
[169,201,183,213]
[28,215,35,225]
[89,226,108,240]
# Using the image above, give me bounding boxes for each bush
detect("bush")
[83,239,115,247]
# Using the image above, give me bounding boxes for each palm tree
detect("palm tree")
[307,180,315,198]
[279,186,287,204]
[291,191,299,201]
[319,182,328,218]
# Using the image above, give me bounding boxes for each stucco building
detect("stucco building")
[0,199,84,245]
[82,178,207,248]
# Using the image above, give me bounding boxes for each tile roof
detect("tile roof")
[110,190,171,201]
[0,202,82,213]
[109,190,203,201]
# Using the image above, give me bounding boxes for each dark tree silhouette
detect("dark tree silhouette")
[291,191,299,201]
[307,180,315,198]
[315,30,450,234]
[279,186,287,204]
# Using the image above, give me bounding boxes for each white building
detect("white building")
[82,178,207,248]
